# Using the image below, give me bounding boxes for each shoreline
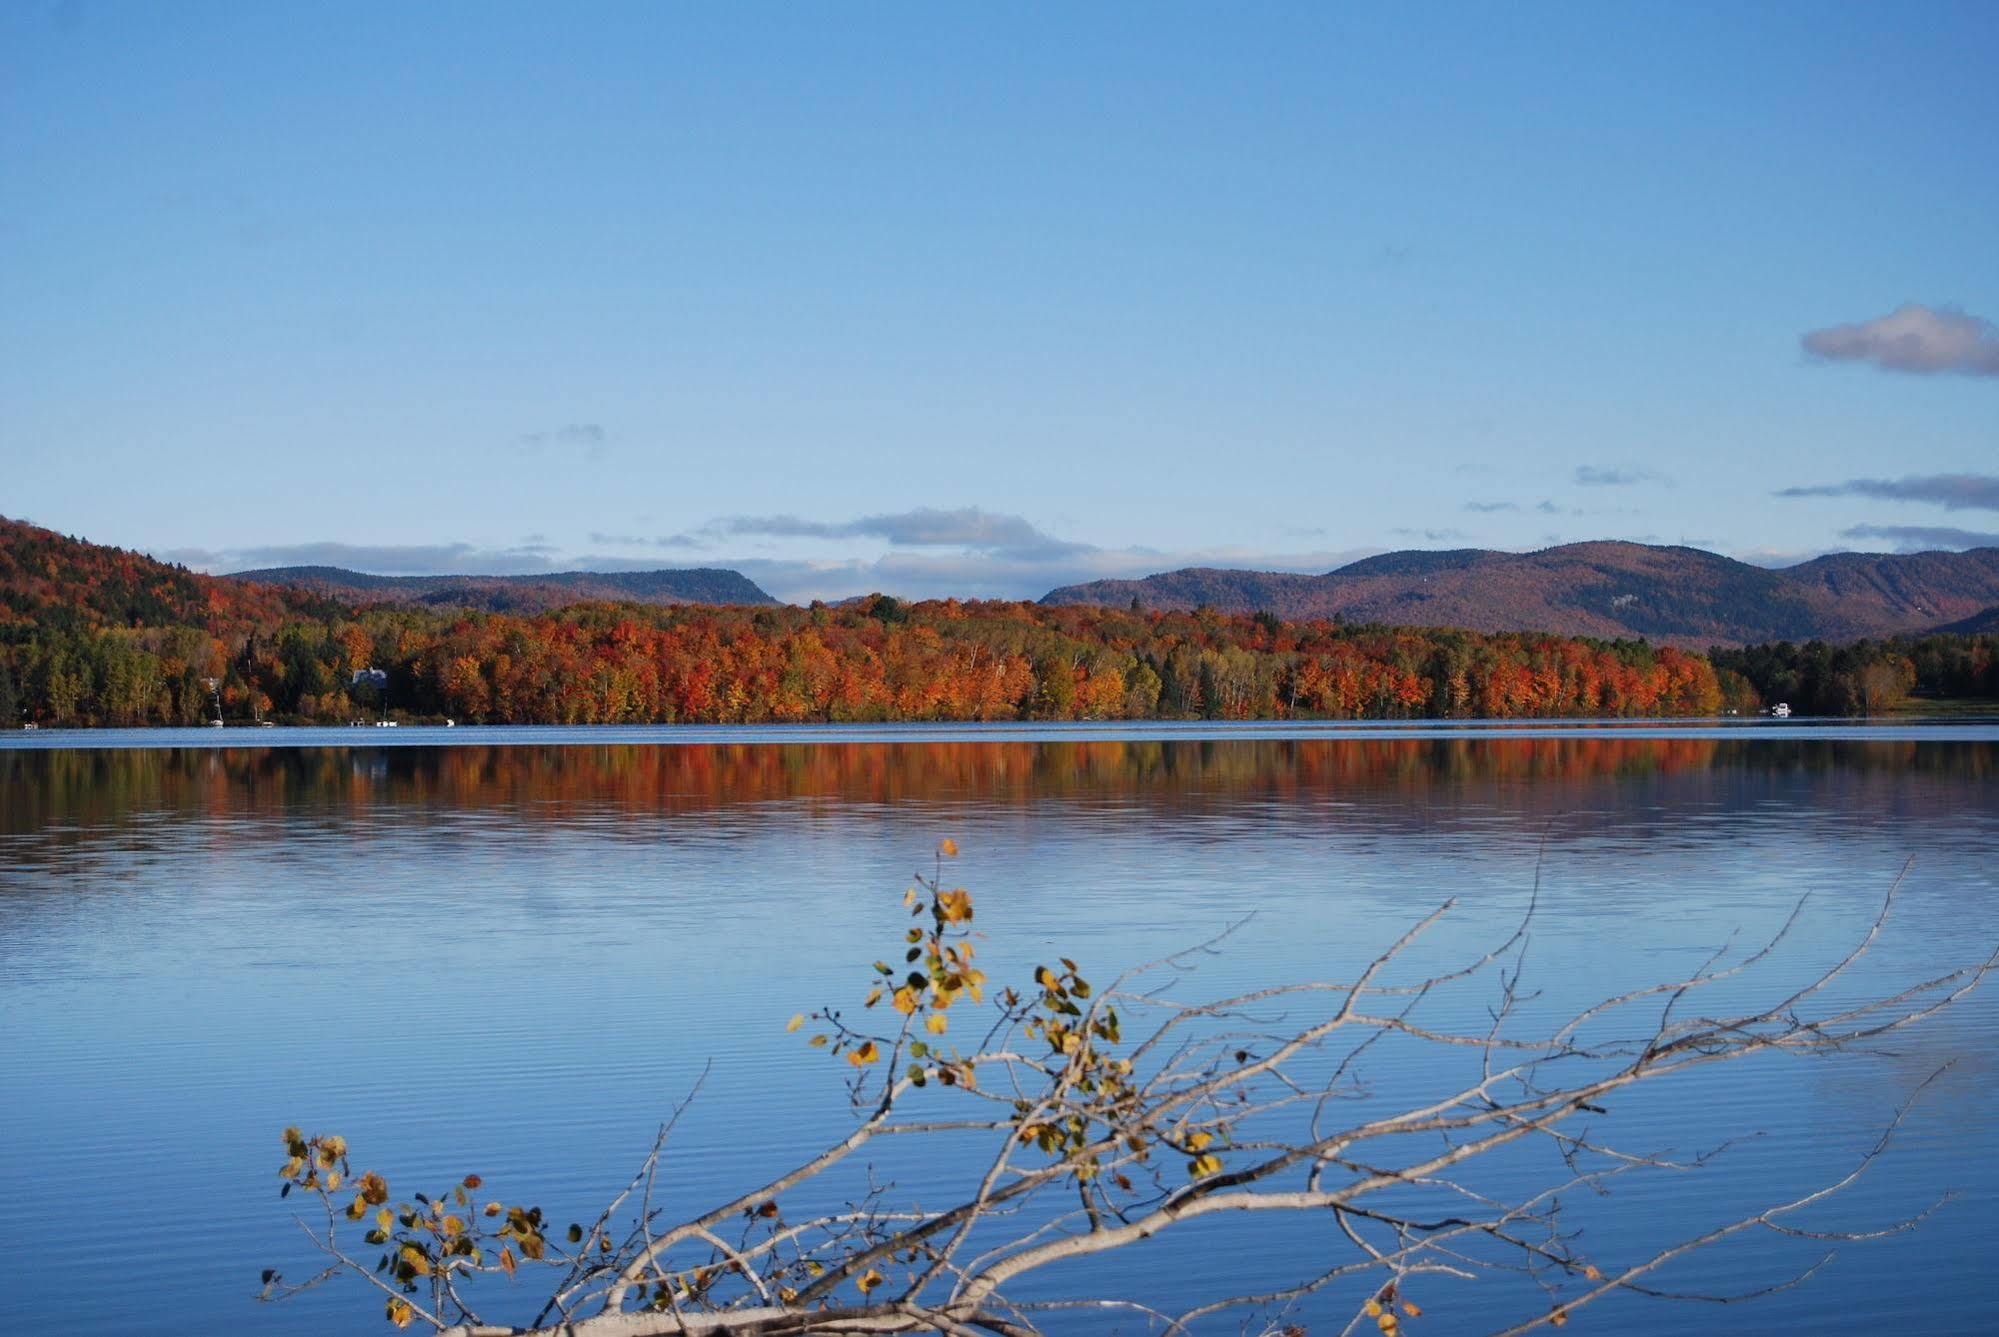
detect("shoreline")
[6,716,1998,750]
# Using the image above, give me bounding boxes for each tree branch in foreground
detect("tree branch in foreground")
[263,847,1992,1335]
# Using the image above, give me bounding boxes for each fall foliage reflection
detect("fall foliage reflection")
[6,737,1994,839]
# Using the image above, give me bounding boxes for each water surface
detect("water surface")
[1,725,1994,1333]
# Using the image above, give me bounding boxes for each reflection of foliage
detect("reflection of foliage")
[265,845,1991,1336]
[12,737,1999,846]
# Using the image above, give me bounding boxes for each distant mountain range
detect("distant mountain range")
[226,564,777,612]
[1042,541,1999,646]
[9,514,1998,645]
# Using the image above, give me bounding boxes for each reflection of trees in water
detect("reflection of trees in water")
[4,739,1994,839]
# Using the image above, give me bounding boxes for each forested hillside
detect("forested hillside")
[0,516,324,633]
[1,519,1731,726]
[1043,541,1999,645]
[5,518,1993,727]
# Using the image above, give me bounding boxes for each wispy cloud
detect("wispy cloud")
[1775,473,1999,512]
[1802,303,1999,376]
[520,423,610,459]
[1840,523,1999,552]
[590,530,712,551]
[1463,501,1518,513]
[170,541,567,576]
[711,507,1091,561]
[1574,465,1665,487]
[722,543,1378,604]
[635,506,1370,601]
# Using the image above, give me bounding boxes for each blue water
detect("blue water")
[1,724,1994,1333]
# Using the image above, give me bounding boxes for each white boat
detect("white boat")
[1771,703,1792,718]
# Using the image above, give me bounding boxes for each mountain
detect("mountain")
[225,565,778,612]
[1933,604,1999,635]
[1042,542,1999,646]
[0,515,309,634]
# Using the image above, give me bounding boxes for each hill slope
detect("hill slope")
[1042,542,1999,645]
[225,564,777,611]
[0,516,309,634]
[1933,604,1999,635]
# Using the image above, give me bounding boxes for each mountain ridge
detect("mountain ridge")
[225,564,777,612]
[1042,541,1999,646]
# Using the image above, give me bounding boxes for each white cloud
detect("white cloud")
[1802,304,1999,376]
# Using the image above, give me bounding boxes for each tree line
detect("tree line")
[6,516,1991,726]
[1711,634,1998,715]
[2,596,1739,727]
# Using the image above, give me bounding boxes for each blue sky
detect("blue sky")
[4,2,1996,602]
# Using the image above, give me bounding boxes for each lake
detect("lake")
[2,723,1995,1334]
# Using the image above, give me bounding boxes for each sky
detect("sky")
[3,2,1996,603]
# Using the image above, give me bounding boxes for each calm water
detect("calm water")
[1,725,1995,1334]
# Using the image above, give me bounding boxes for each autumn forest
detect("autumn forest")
[3,518,1993,727]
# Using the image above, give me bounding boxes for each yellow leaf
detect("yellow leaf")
[808,1034,829,1048]
[925,1013,948,1035]
[891,985,920,1016]
[1188,1153,1222,1178]
[936,889,973,923]
[1377,1314,1398,1333]
[386,1297,413,1329]
[857,1267,885,1294]
[786,1013,805,1033]
[938,838,959,857]
[1402,1301,1423,1317]
[324,1170,341,1191]
[499,1246,517,1278]
[1364,1299,1382,1317]
[1583,1264,1602,1281]
[864,987,882,1008]
[1549,1309,1568,1328]
[1187,1131,1213,1151]
[377,1207,394,1231]
[847,1040,880,1067]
